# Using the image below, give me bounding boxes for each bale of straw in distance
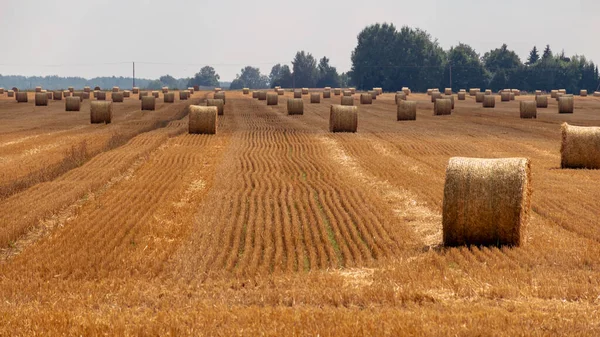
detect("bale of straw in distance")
[329,105,358,133]
[53,90,63,100]
[434,98,452,115]
[252,91,259,98]
[41,89,47,93]
[395,93,407,104]
[243,88,250,95]
[94,86,101,91]
[535,90,542,96]
[520,101,537,119]
[132,87,140,94]
[214,91,226,103]
[536,95,548,108]
[510,92,515,101]
[293,90,301,98]
[442,157,531,247]
[334,88,341,96]
[188,87,195,94]
[310,93,321,103]
[580,90,588,97]
[341,96,354,106]
[323,90,331,98]
[431,92,443,103]
[512,89,520,96]
[594,91,600,97]
[73,91,84,101]
[46,92,53,99]
[258,91,267,101]
[112,86,119,92]
[35,93,48,106]
[444,88,452,95]
[397,100,417,121]
[302,88,309,95]
[84,86,91,93]
[374,87,383,95]
[274,86,280,92]
[35,86,42,93]
[142,96,156,110]
[7,90,14,97]
[0,88,4,94]
[138,92,148,100]
[123,90,130,98]
[112,92,124,103]
[65,96,81,111]
[550,90,558,99]
[369,90,377,99]
[189,105,217,134]
[555,93,564,101]
[360,93,372,104]
[16,92,28,103]
[558,96,574,113]
[82,92,90,100]
[90,101,112,124]
[68,87,74,92]
[558,89,566,95]
[207,98,225,115]
[287,98,304,115]
[164,92,175,103]
[194,85,200,91]
[180,90,189,100]
[350,88,356,94]
[402,87,410,95]
[266,93,278,105]
[501,92,511,102]
[152,91,160,98]
[560,123,600,169]
[484,89,491,95]
[64,90,71,97]
[96,91,106,101]
[483,95,496,108]
[162,87,169,94]
[427,89,433,96]
[342,90,352,97]
[446,94,455,109]
[12,87,18,92]
[324,87,331,91]
[469,88,479,96]
[277,89,285,96]
[458,92,466,100]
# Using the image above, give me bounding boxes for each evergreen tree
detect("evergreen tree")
[526,46,539,65]
[542,45,553,60]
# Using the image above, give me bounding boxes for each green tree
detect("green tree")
[316,56,340,88]
[488,69,507,91]
[269,64,293,88]
[229,66,269,90]
[339,72,350,88]
[526,46,539,65]
[187,66,220,87]
[542,45,553,60]
[443,43,489,90]
[292,51,318,88]
[483,44,522,72]
[269,64,282,88]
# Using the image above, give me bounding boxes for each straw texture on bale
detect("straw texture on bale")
[458,92,466,100]
[341,96,354,106]
[469,88,479,96]
[323,91,331,98]
[90,101,112,124]
[277,89,284,96]
[96,91,106,101]
[293,91,301,98]
[397,101,417,121]
[112,92,124,103]
[243,88,250,95]
[252,91,259,99]
[7,90,14,97]
[207,98,225,115]
[65,96,81,111]
[560,123,600,169]
[483,95,495,108]
[164,92,175,103]
[520,101,537,119]
[141,96,156,110]
[536,95,548,108]
[188,105,217,135]
[179,91,188,100]
[501,92,511,102]
[580,90,588,97]
[324,87,331,91]
[84,86,91,93]
[214,91,226,103]
[287,98,304,115]
[444,88,452,95]
[367,90,377,99]
[510,92,515,101]
[35,93,48,106]
[395,93,406,104]
[266,93,278,105]
[442,157,531,247]
[123,90,130,98]
[132,87,139,94]
[431,92,443,103]
[310,93,321,103]
[46,92,53,99]
[434,98,452,115]
[446,95,455,109]
[16,92,28,103]
[302,88,309,95]
[558,96,574,113]
[360,93,372,104]
[342,90,352,97]
[329,105,358,133]
[334,88,341,96]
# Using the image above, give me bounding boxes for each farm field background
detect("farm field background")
[0,90,599,335]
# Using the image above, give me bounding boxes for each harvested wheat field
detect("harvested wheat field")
[0,90,600,335]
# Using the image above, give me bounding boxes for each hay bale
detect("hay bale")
[329,105,358,133]
[266,93,278,105]
[112,92,124,103]
[342,90,352,97]
[132,87,140,94]
[510,92,515,101]
[188,87,195,94]
[65,96,81,111]
[520,101,537,119]
[40,89,47,93]
[334,88,341,96]
[179,90,189,100]
[287,98,304,115]
[310,93,321,103]
[206,98,225,115]
[12,87,19,93]
[90,101,112,124]
[442,157,531,247]
[512,89,521,96]
[35,93,48,106]
[341,96,354,106]
[162,87,169,94]
[555,93,564,101]
[501,92,511,102]
[96,91,106,101]
[360,93,372,104]
[561,123,600,169]
[82,92,90,100]
[0,88,3,94]
[7,90,14,97]
[164,92,175,103]
[444,88,452,95]
[123,90,130,98]
[580,90,588,97]
[243,88,250,95]
[594,91,600,97]
[484,89,491,95]
[277,89,285,96]
[258,91,267,101]
[431,92,443,103]
[34,86,41,92]
[53,90,63,100]
[397,100,417,121]
[444,95,455,109]
[558,96,574,113]
[535,90,542,96]
[16,92,28,103]
[469,88,479,96]
[427,89,433,96]
[68,87,74,93]
[374,87,383,95]
[402,87,410,95]
[350,88,356,94]
[323,90,331,98]
[46,92,53,100]
[112,86,119,93]
[293,90,301,98]
[550,90,558,99]
[458,92,466,100]
[302,88,309,95]
[194,85,200,91]
[64,90,71,97]
[152,91,160,98]
[189,105,217,134]
[483,95,495,108]
[395,93,407,104]
[536,95,548,108]
[324,87,331,91]
[369,90,377,100]
[138,92,148,100]
[252,91,259,99]
[274,86,280,92]
[73,91,84,101]
[142,96,156,110]
[213,91,226,104]
[558,89,566,95]
[93,86,100,91]
[434,98,452,115]
[84,86,91,93]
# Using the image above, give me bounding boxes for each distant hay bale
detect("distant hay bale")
[444,88,452,95]
[510,93,515,101]
[65,96,81,111]
[558,96,574,113]
[594,91,600,97]
[323,90,331,98]
[112,86,119,93]
[123,90,130,98]
[501,92,511,102]
[162,87,168,94]
[469,88,479,96]
[485,89,492,95]
[40,89,47,93]
[458,92,466,100]
[152,91,159,98]
[179,91,189,100]
[93,86,100,91]
[46,92,53,99]
[207,98,225,115]
[374,87,383,95]
[112,92,124,103]
[12,87,19,93]
[349,88,356,94]
[536,95,548,108]
[34,86,42,93]
[360,93,372,104]
[535,90,542,96]
[334,88,341,96]
[90,101,112,124]
[53,90,63,100]
[512,89,521,96]
[550,90,558,99]
[324,87,331,91]
[395,93,407,104]
[132,87,140,94]
[397,100,417,121]
[16,92,28,103]
[96,91,106,101]
[141,96,156,110]
[84,86,91,93]
[277,89,285,96]
[483,95,496,108]
[0,88,4,94]
[243,88,250,95]
[555,93,564,101]
[520,101,537,119]
[287,98,304,115]
[64,90,71,97]
[69,87,74,93]
[82,92,90,100]
[258,91,267,101]
[73,91,84,101]
[431,92,443,103]
[214,91,226,103]
[434,98,452,115]
[561,123,600,169]
[189,105,217,134]
[369,90,377,99]
[341,96,354,106]
[302,88,309,95]
[329,105,358,133]
[266,93,278,105]
[558,89,566,95]
[194,85,200,91]
[580,90,588,97]
[188,87,195,94]
[164,92,175,103]
[427,89,433,96]
[310,93,321,103]
[274,86,281,92]
[293,90,301,98]
[342,90,352,96]
[402,87,410,95]
[7,90,14,97]
[442,157,531,247]
[252,91,259,99]
[35,93,48,106]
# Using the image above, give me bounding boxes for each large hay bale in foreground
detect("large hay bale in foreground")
[323,90,331,98]
[214,91,226,104]
[96,91,106,100]
[53,90,63,100]
[243,88,250,95]
[310,93,321,103]
[397,101,417,121]
[35,93,48,106]
[483,95,495,108]
[65,96,81,111]
[7,90,14,97]
[142,96,156,110]
[442,157,531,247]
[341,96,354,106]
[258,91,267,100]
[132,87,140,94]
[189,105,217,134]
[90,101,112,124]
[16,92,28,103]
[179,91,189,100]
[580,90,588,97]
[266,93,278,105]
[207,98,224,115]
[434,98,452,115]
[395,93,406,104]
[536,95,548,108]
[501,92,511,102]
[293,90,301,98]
[558,96,574,113]
[287,98,304,115]
[561,123,600,169]
[329,105,358,133]
[520,101,537,119]
[164,92,175,103]
[457,92,466,100]
[112,92,124,103]
[431,92,443,103]
[360,93,372,104]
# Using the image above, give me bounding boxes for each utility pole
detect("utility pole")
[133,62,135,88]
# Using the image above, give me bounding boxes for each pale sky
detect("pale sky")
[1,0,598,81]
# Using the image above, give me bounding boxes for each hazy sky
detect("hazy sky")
[1,0,598,81]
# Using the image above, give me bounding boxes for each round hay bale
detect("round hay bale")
[112,92,124,103]
[252,91,259,99]
[510,93,515,101]
[189,87,195,94]
[329,105,358,133]
[520,101,537,119]
[341,96,354,106]
[152,91,160,98]
[444,88,452,95]
[84,86,91,93]
[35,92,48,106]
[550,90,558,99]
[349,88,356,94]
[442,157,531,247]
[141,96,156,110]
[46,92,53,100]
[484,89,491,95]
[207,98,224,115]
[274,86,280,92]
[536,95,548,108]
[342,90,352,97]
[189,105,217,135]
[93,86,101,91]
[535,90,542,96]
[334,88,341,96]
[0,88,4,94]
[558,96,574,114]
[434,98,452,115]
[53,90,63,100]
[323,90,331,99]
[402,87,410,95]
[258,91,267,101]
[16,92,28,103]
[65,96,81,111]
[457,92,466,100]
[431,92,443,103]
[555,93,564,101]
[243,88,250,95]
[7,90,14,97]
[214,91,226,103]
[445,95,455,109]
[266,93,278,105]
[162,87,169,94]
[302,88,309,95]
[164,92,175,103]
[427,89,433,96]
[179,91,189,100]
[395,93,407,104]
[287,98,304,115]
[512,89,521,96]
[558,89,566,95]
[193,85,200,91]
[64,90,71,97]
[324,87,331,91]
[90,101,112,124]
[293,90,301,98]
[374,87,383,95]
[469,88,479,96]
[82,92,90,100]
[138,92,148,100]
[96,91,106,101]
[310,93,321,103]
[40,89,47,93]
[501,92,511,102]
[123,90,131,98]
[594,91,600,97]
[277,89,285,96]
[132,87,140,94]
[580,90,588,97]
[369,90,377,100]
[397,100,417,121]
[112,86,119,93]
[67,87,74,93]
[561,123,600,169]
[360,93,372,104]
[34,86,41,92]
[483,95,496,108]
[73,91,84,101]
